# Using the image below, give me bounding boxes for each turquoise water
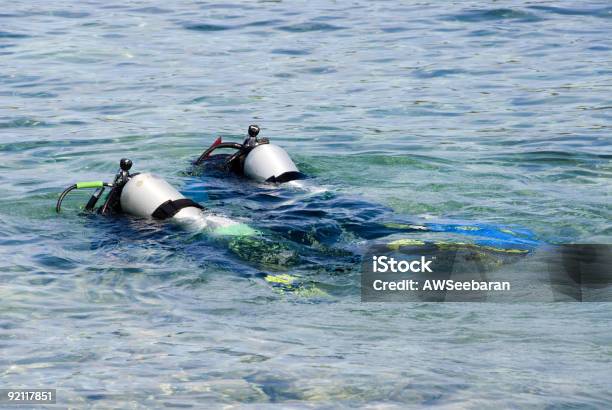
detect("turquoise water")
[1,1,611,407]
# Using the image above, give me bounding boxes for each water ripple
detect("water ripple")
[0,31,29,38]
[446,8,543,23]
[277,22,344,32]
[529,5,612,18]
[184,23,232,32]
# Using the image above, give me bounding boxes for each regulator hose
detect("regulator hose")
[56,181,111,213]
[195,142,244,165]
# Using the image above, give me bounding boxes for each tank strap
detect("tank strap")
[266,171,305,183]
[152,198,204,220]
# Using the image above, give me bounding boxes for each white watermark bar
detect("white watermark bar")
[362,243,612,302]
[0,389,56,404]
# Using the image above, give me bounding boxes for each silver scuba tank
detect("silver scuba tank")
[243,143,300,183]
[120,173,256,235]
[196,126,302,183]
[120,173,193,218]
[55,159,255,236]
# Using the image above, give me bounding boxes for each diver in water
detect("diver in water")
[187,124,544,299]
[53,158,318,270]
[190,125,539,252]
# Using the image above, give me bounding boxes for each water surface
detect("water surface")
[0,0,611,407]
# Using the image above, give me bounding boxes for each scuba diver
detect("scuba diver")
[53,157,343,296]
[190,125,539,252]
[53,158,319,273]
[189,125,544,300]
